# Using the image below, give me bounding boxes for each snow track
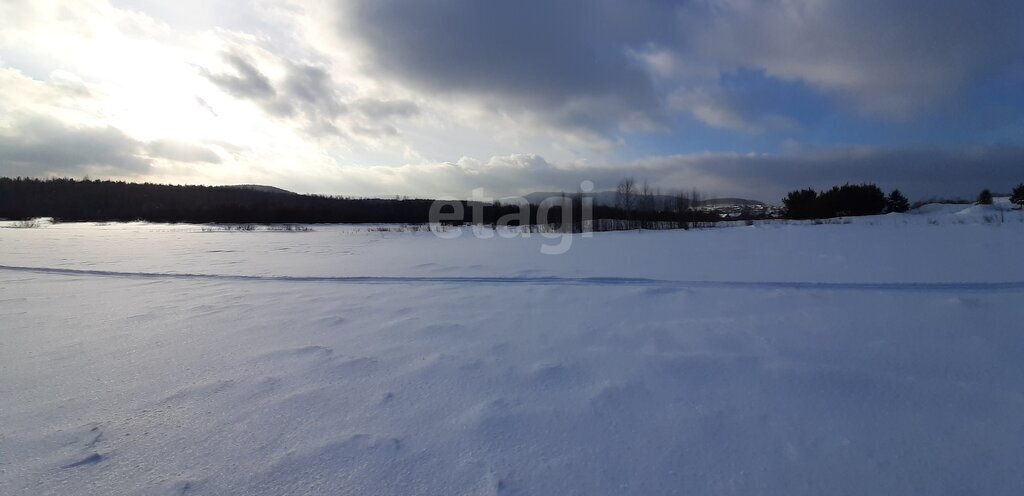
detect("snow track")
[4,264,1024,292]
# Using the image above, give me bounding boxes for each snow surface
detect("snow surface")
[2,204,1024,495]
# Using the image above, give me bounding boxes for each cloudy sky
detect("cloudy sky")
[1,0,1022,202]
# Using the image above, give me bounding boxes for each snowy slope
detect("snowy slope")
[2,204,1024,495]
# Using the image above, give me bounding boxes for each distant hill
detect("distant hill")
[227,184,295,195]
[521,191,764,208]
[698,197,765,208]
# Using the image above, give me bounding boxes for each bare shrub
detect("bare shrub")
[12,219,41,228]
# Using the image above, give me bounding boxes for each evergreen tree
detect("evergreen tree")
[977,189,994,205]
[1010,184,1024,209]
[886,189,910,213]
[783,183,888,220]
[783,188,819,220]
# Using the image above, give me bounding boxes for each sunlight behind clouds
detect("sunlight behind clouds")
[1,0,1022,200]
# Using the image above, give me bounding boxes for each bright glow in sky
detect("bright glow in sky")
[1,0,1023,201]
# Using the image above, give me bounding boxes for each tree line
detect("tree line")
[5,177,1021,226]
[0,177,723,227]
[0,177,440,224]
[612,177,733,230]
[783,183,1024,219]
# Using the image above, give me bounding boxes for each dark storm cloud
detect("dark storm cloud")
[337,0,675,132]
[0,116,151,176]
[678,0,1024,118]
[0,116,221,178]
[335,0,1024,130]
[327,0,1024,198]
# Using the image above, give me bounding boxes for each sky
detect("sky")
[1,0,1023,203]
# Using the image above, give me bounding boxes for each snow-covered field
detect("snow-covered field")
[3,203,1024,495]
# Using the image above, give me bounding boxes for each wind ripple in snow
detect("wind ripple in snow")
[2,264,1024,292]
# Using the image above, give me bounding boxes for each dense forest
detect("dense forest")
[0,177,439,224]
[0,177,723,227]
[780,183,913,220]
